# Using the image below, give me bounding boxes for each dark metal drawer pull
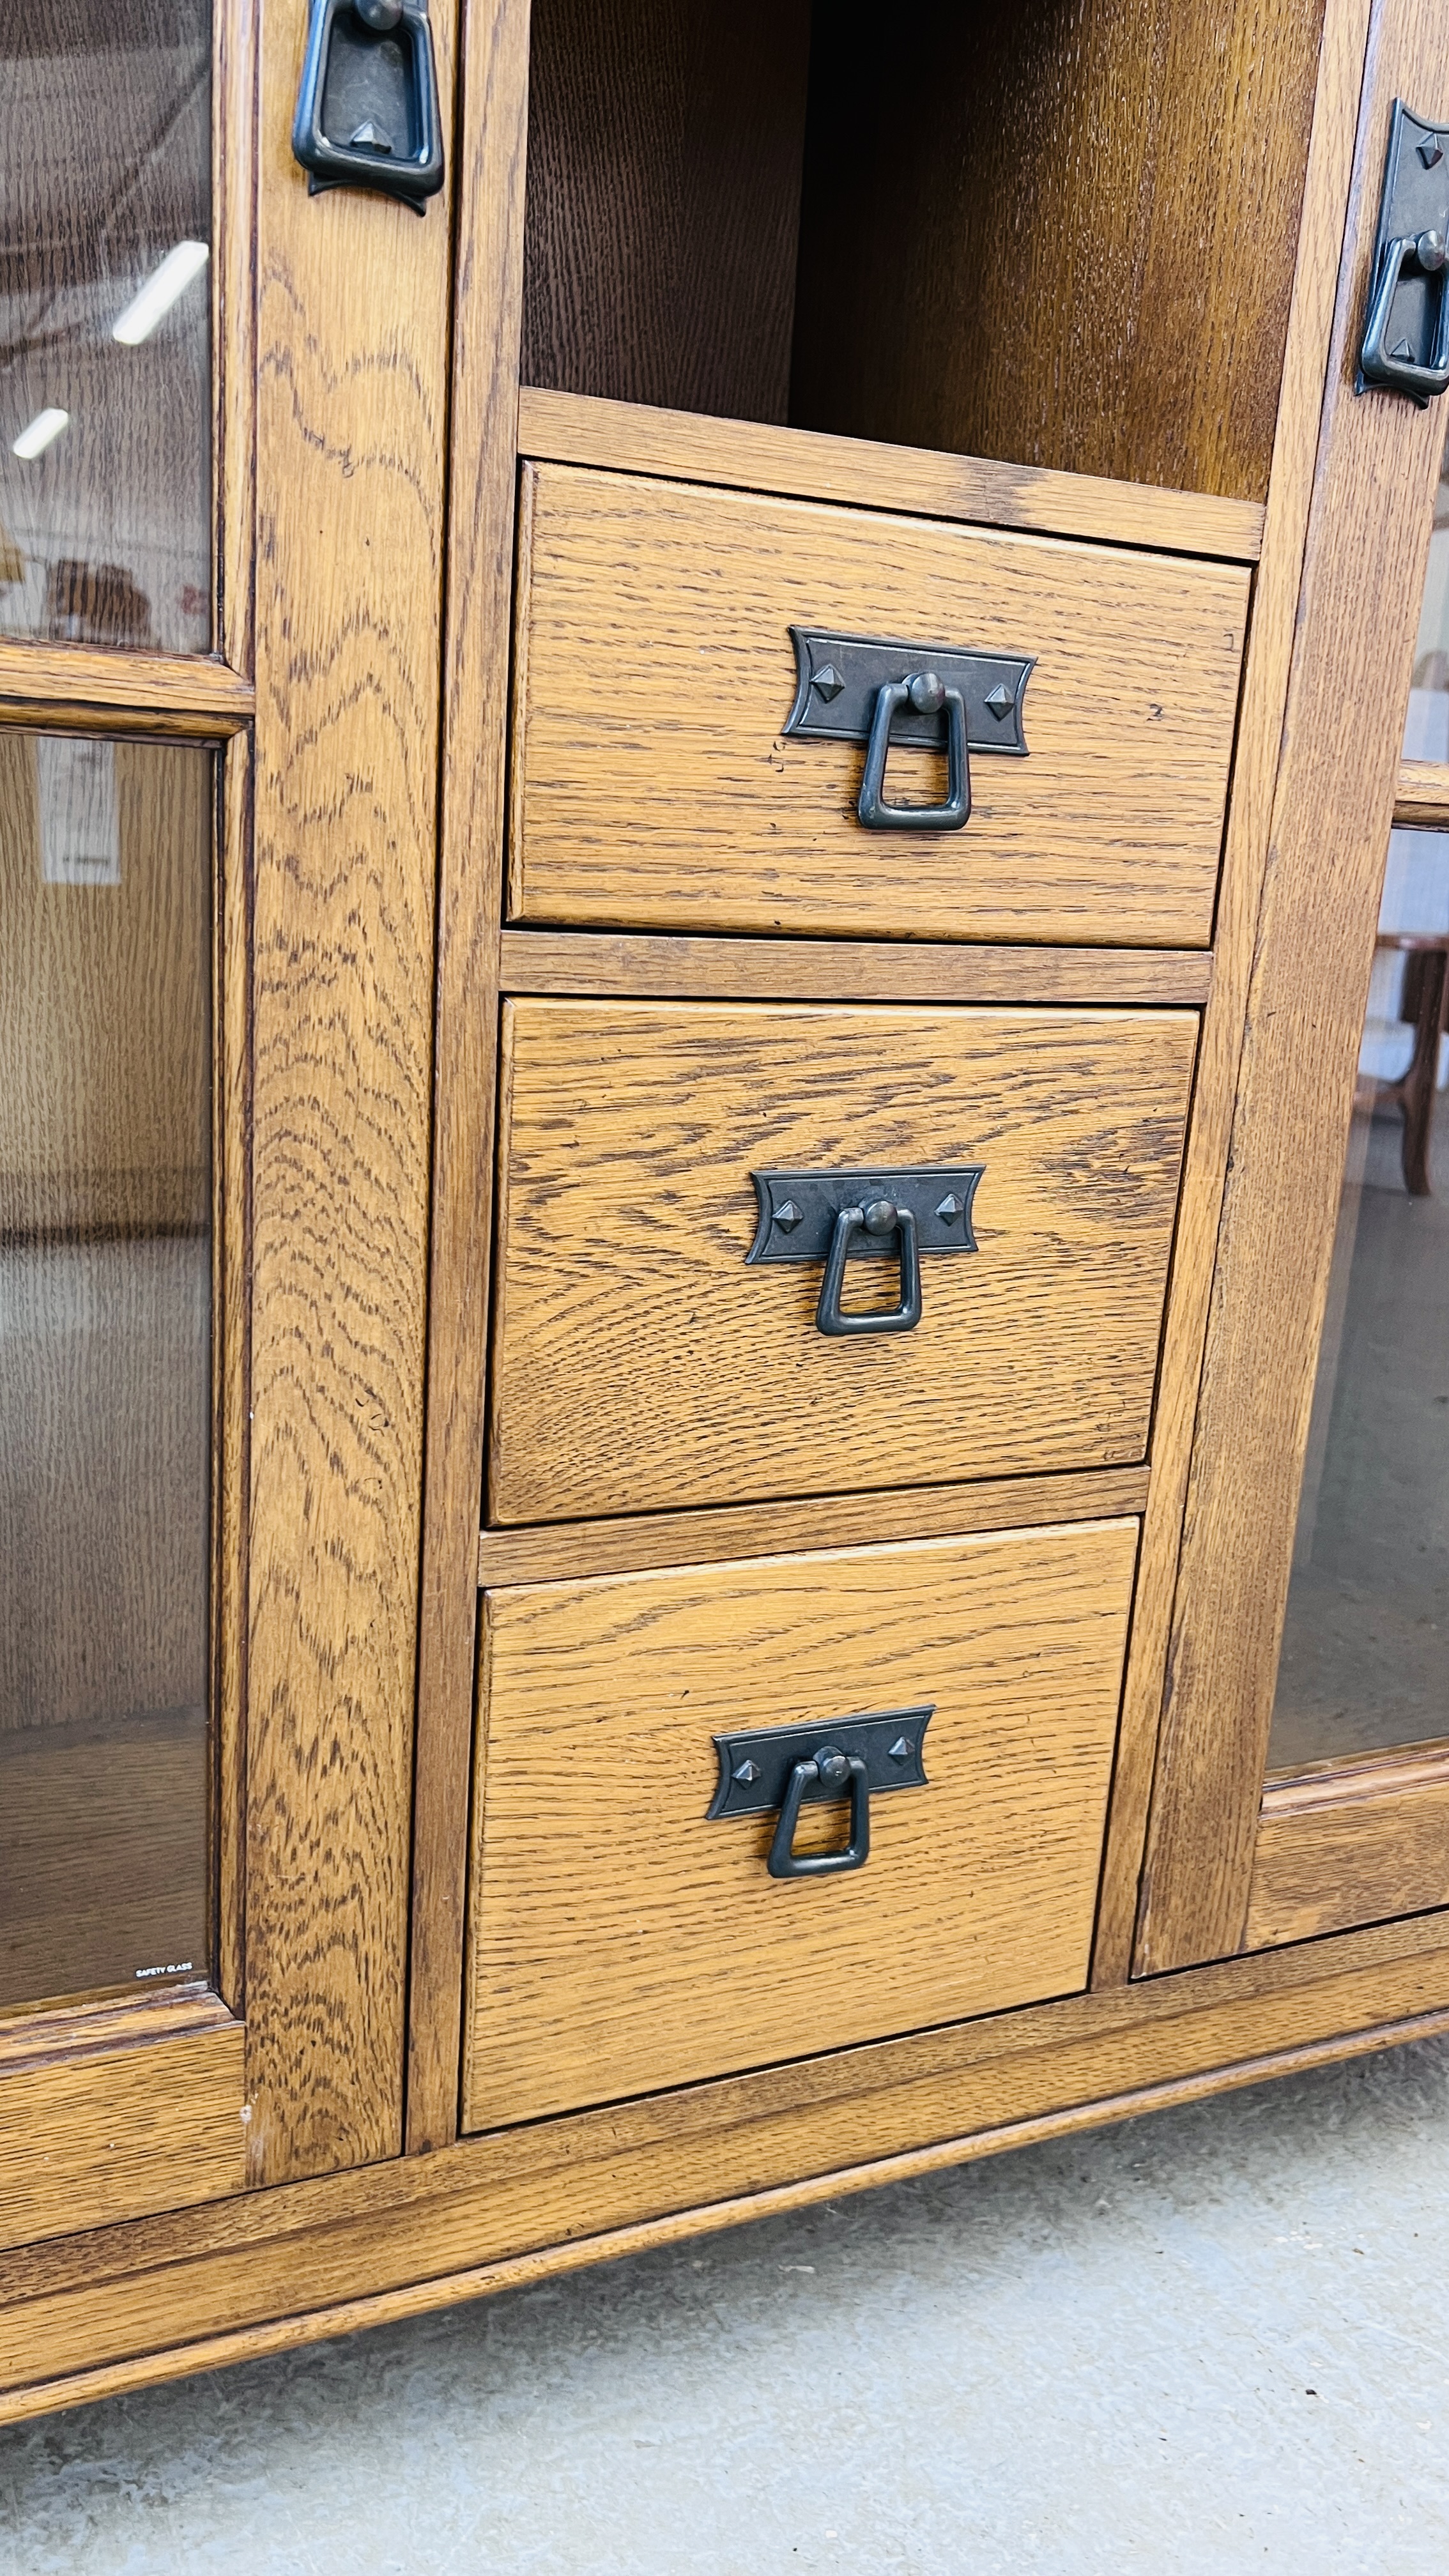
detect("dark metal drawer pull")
[1358,101,1449,402]
[858,673,969,831]
[748,1165,982,1340]
[708,1706,933,1882]
[782,627,1033,835]
[817,1199,921,1336]
[292,0,445,213]
[769,1747,871,1878]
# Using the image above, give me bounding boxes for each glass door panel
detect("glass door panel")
[0,2,212,652]
[0,730,211,2007]
[1271,434,1449,1772]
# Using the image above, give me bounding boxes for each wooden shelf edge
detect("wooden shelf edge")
[1394,757,1449,828]
[479,1467,1152,1588]
[516,387,1268,564]
[497,930,1214,1008]
[0,642,253,737]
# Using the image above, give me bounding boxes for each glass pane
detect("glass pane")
[0,3,211,654]
[0,731,211,2007]
[1271,825,1449,1770]
[1406,430,1449,761]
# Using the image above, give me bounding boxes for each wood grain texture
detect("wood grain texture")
[406,0,532,2158]
[0,645,251,733]
[242,0,456,2179]
[498,930,1213,1007]
[0,1993,242,2254]
[1135,0,1449,1974]
[489,1000,1197,1523]
[1394,756,1449,826]
[464,1523,1137,2128]
[509,464,1249,946]
[516,387,1268,563]
[791,0,1328,506]
[1247,1748,1449,1945]
[476,1467,1151,1588]
[7,1910,1449,2412]
[1090,0,1376,1984]
[521,0,812,424]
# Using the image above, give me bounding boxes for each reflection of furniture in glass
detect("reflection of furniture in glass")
[1373,931,1449,1194]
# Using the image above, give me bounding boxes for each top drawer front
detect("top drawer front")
[509,463,1250,947]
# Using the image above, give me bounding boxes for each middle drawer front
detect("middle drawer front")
[463,1521,1138,2132]
[489,999,1197,1524]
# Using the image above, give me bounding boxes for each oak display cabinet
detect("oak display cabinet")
[1,0,1448,2416]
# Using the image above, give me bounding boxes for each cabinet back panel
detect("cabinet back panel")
[521,0,813,424]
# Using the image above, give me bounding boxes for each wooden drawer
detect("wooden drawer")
[508,463,1250,946]
[463,1521,1137,2129]
[489,999,1197,1524]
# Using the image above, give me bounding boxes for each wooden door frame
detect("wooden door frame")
[1135,0,1449,1975]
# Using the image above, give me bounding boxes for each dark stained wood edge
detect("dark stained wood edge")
[405,0,533,2158]
[516,387,1268,562]
[1133,0,1449,1974]
[477,1468,1151,1588]
[497,930,1213,1006]
[1091,0,1379,1986]
[1394,756,1449,826]
[5,1908,1449,2416]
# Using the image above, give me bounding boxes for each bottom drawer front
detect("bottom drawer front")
[464,1521,1137,2131]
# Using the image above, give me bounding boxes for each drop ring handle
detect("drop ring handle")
[1361,229,1449,399]
[816,1199,922,1337]
[857,670,971,831]
[767,1746,871,1878]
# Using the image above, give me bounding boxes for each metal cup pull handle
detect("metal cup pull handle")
[816,1199,922,1337]
[857,671,970,831]
[767,1747,871,1880]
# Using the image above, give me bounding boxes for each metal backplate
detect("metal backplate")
[783,630,1033,756]
[708,1706,934,1821]
[747,1166,983,1265]
[1358,100,1449,395]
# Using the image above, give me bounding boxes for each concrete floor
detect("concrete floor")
[5,2032,1449,2573]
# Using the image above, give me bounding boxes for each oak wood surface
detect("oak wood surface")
[521,0,812,424]
[1135,0,1449,1972]
[0,1993,241,2255]
[476,1466,1151,1588]
[464,1522,1137,2127]
[1394,756,1449,827]
[509,464,1249,947]
[0,644,251,733]
[1247,1748,1449,1945]
[790,0,1328,506]
[489,1000,1197,1523]
[406,0,532,2157]
[497,930,1213,1008]
[516,387,1268,563]
[241,0,456,2180]
[8,1911,1449,2413]
[1090,0,1376,1982]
